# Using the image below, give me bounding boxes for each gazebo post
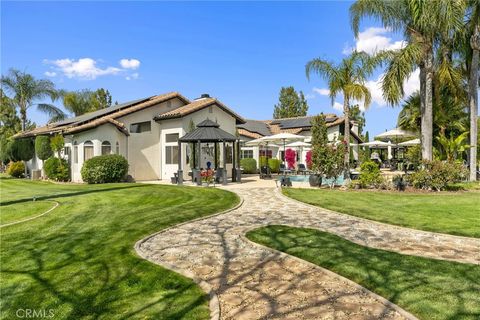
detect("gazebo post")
[232,141,236,182]
[214,142,218,169]
[222,141,227,185]
[177,140,183,185]
[196,140,202,185]
[236,139,241,183]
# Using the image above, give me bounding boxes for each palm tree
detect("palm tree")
[62,90,95,117]
[306,51,374,167]
[350,0,465,161]
[1,69,65,130]
[464,0,479,180]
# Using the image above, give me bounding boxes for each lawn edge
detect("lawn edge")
[0,200,59,228]
[242,225,419,320]
[134,191,244,320]
[280,187,480,240]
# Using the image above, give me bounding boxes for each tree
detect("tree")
[35,136,53,161]
[350,0,465,161]
[306,51,375,167]
[1,69,64,129]
[349,104,366,135]
[50,134,65,158]
[62,88,113,117]
[464,0,479,180]
[435,131,470,161]
[310,114,329,177]
[273,86,309,119]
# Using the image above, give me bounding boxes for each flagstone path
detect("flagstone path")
[135,186,479,320]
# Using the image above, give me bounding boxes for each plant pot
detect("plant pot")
[309,174,322,187]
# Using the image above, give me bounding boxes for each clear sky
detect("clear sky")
[2,1,411,137]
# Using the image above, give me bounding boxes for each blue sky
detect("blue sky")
[2,1,411,137]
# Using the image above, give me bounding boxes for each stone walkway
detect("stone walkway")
[136,186,479,320]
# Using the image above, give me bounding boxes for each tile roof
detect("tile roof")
[14,92,189,138]
[154,97,245,124]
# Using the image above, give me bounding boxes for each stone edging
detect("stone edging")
[277,187,479,242]
[0,200,59,228]
[239,226,419,320]
[134,195,244,320]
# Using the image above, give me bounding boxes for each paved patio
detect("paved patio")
[136,182,479,319]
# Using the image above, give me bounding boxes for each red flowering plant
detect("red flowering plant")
[200,168,214,184]
[305,150,313,170]
[285,148,296,169]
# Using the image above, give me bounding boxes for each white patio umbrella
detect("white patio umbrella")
[260,133,305,175]
[398,138,420,147]
[360,140,396,148]
[376,128,416,142]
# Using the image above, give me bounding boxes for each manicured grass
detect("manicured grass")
[247,225,480,320]
[283,188,480,237]
[0,201,54,225]
[0,178,239,319]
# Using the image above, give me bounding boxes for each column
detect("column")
[177,141,183,185]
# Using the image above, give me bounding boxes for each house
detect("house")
[237,115,363,167]
[16,92,244,182]
[16,92,362,182]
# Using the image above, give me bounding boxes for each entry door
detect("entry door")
[162,131,180,180]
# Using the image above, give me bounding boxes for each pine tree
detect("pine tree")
[273,86,309,119]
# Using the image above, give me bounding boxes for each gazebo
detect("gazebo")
[177,119,241,185]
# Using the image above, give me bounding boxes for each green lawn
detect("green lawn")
[283,188,480,237]
[1,201,55,225]
[247,225,480,320]
[0,178,239,320]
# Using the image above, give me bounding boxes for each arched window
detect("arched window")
[84,141,94,161]
[101,141,111,155]
[73,141,78,164]
[115,142,120,155]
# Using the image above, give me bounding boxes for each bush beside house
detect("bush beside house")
[406,160,467,191]
[7,161,25,178]
[240,158,257,174]
[44,157,69,181]
[268,158,280,173]
[35,136,53,161]
[81,154,129,184]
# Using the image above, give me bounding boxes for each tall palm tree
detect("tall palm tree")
[62,90,95,117]
[464,0,479,180]
[1,69,65,130]
[350,0,465,161]
[306,51,374,167]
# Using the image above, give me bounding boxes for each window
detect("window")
[73,141,78,164]
[64,146,71,163]
[130,121,151,133]
[260,150,273,158]
[165,133,179,143]
[101,141,111,155]
[115,142,120,155]
[241,150,253,159]
[84,141,94,161]
[165,146,179,164]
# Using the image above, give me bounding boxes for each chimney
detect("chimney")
[196,93,210,100]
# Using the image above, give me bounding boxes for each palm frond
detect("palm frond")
[305,58,338,81]
[37,103,66,122]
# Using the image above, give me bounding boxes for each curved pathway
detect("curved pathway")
[136,186,479,320]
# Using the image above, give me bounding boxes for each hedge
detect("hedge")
[35,136,53,160]
[44,157,69,181]
[268,158,281,173]
[240,158,257,174]
[81,154,129,184]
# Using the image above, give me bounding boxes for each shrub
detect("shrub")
[259,156,268,167]
[268,158,280,173]
[9,139,34,162]
[35,136,53,160]
[50,134,65,157]
[7,161,25,178]
[359,160,382,188]
[305,150,312,169]
[405,145,421,168]
[285,148,296,169]
[44,157,69,181]
[240,158,257,174]
[81,154,129,184]
[406,160,467,191]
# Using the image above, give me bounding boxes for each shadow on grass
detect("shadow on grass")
[247,225,480,320]
[0,184,148,206]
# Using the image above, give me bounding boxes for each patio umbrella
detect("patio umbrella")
[376,128,416,142]
[360,140,396,148]
[260,133,305,176]
[398,138,420,147]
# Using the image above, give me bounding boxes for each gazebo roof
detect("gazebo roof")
[179,119,238,142]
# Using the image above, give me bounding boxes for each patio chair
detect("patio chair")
[260,165,272,179]
[297,163,308,175]
[215,169,224,184]
[279,164,292,175]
